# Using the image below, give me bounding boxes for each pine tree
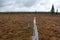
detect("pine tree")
[56,9,58,15]
[51,5,55,15]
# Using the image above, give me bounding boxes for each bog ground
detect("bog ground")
[0,14,60,40]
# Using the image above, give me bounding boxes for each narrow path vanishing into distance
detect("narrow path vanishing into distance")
[32,17,39,40]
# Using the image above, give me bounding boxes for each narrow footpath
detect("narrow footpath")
[32,17,39,40]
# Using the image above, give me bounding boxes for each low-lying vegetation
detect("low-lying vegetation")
[0,14,60,40]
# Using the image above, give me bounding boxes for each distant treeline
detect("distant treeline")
[0,12,60,15]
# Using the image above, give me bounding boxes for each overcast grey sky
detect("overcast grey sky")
[0,0,60,12]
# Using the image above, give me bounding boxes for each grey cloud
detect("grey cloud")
[0,0,8,7]
[23,0,36,7]
[0,0,38,12]
[16,0,37,7]
[0,0,15,7]
[40,0,49,5]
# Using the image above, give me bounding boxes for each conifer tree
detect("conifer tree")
[56,9,58,15]
[51,5,55,15]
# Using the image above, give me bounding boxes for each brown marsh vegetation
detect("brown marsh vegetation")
[0,14,60,40]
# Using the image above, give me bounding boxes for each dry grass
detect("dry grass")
[36,14,60,40]
[0,14,60,40]
[0,14,34,40]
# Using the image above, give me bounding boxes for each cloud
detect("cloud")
[15,0,37,7]
[0,0,60,12]
[0,0,38,12]
[0,0,14,7]
[23,0,36,7]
